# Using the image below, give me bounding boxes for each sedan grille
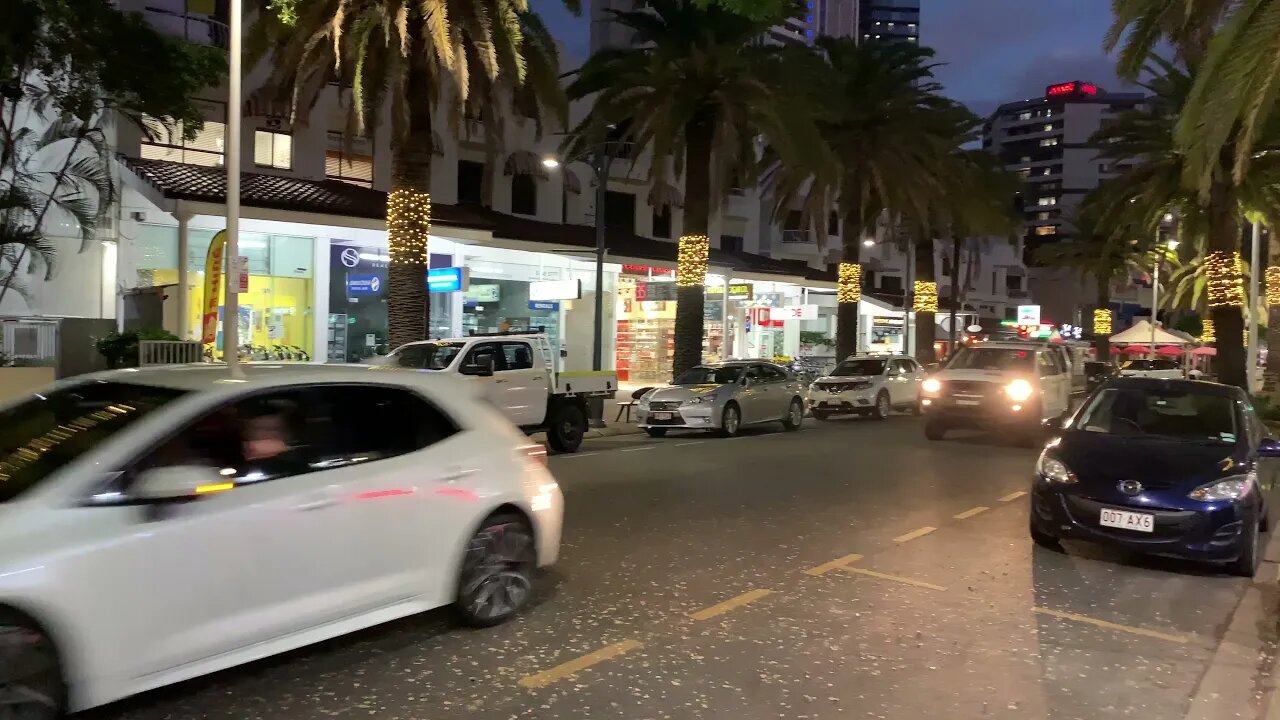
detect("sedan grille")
[649,401,682,412]
[1063,495,1200,539]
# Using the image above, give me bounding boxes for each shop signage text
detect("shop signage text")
[346,274,382,295]
[464,283,500,302]
[1016,304,1041,326]
[232,255,250,293]
[528,301,560,311]
[529,279,581,301]
[623,264,673,277]
[873,316,904,327]
[778,304,818,321]
[1046,81,1097,97]
[706,282,753,300]
[636,282,677,302]
[427,267,468,293]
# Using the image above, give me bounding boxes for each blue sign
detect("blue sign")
[346,274,382,295]
[528,301,560,312]
[427,267,464,293]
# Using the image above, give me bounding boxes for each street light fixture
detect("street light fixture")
[862,238,876,247]
[541,157,561,170]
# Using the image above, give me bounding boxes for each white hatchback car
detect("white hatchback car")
[0,364,563,717]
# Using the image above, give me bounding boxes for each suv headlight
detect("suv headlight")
[922,378,942,395]
[1005,379,1034,402]
[1189,473,1255,502]
[1036,450,1077,484]
[809,382,820,392]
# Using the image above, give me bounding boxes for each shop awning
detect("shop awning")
[503,150,549,180]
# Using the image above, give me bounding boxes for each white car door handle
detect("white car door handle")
[495,379,509,384]
[435,468,471,483]
[295,497,337,512]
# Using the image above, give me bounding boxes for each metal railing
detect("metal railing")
[139,340,204,366]
[0,318,58,367]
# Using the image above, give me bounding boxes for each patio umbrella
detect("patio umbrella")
[1156,345,1183,356]
[1191,346,1217,357]
[1117,345,1147,354]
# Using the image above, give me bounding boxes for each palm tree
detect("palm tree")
[1087,55,1280,388]
[565,0,823,377]
[257,0,575,349]
[763,39,964,361]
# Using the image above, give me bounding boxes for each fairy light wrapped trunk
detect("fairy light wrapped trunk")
[1203,248,1248,388]
[836,262,862,359]
[386,188,432,348]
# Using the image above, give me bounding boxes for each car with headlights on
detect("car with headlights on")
[637,361,805,438]
[807,354,924,420]
[1031,377,1278,576]
[920,341,1071,442]
[0,364,563,717]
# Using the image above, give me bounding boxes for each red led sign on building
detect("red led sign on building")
[1046,81,1098,98]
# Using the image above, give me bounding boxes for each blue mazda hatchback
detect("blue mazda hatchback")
[1030,377,1280,576]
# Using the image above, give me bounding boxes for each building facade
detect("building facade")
[857,0,919,43]
[983,80,1148,329]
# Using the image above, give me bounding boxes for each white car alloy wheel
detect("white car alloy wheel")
[873,392,891,420]
[456,515,537,627]
[721,405,741,437]
[0,617,64,719]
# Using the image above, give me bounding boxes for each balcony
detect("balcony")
[126,1,229,48]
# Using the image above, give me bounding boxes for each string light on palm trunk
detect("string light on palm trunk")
[913,281,938,313]
[1093,308,1112,336]
[676,235,709,287]
[1266,266,1280,306]
[1201,318,1215,344]
[838,263,862,304]
[387,189,431,266]
[1205,251,1245,308]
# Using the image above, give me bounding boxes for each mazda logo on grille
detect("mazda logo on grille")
[1119,480,1143,496]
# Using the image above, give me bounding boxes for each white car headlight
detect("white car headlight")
[1189,473,1255,502]
[809,382,820,392]
[684,396,711,405]
[1005,379,1034,402]
[1036,450,1077,484]
[921,378,942,394]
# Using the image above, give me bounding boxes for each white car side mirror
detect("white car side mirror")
[130,466,231,503]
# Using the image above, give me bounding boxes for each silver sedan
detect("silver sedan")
[637,361,806,438]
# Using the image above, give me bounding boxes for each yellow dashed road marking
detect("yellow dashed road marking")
[998,491,1027,502]
[893,526,937,543]
[688,589,776,621]
[804,553,864,576]
[518,639,644,689]
[838,566,947,592]
[1033,607,1189,644]
[954,506,990,520]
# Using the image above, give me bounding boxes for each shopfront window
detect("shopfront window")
[132,224,314,358]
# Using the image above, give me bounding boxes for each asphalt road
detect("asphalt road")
[88,416,1280,720]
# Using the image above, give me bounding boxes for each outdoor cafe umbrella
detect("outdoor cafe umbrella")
[1156,345,1184,356]
[1191,346,1217,357]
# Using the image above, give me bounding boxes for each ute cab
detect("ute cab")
[920,341,1071,442]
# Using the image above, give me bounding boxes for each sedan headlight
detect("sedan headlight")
[1189,473,1255,502]
[921,378,942,395]
[683,396,711,406]
[1036,450,1077,484]
[1005,379,1034,402]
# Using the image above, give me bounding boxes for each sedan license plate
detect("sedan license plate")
[651,411,673,420]
[1099,508,1154,533]
[956,398,980,406]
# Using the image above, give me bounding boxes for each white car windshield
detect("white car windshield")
[1074,387,1238,443]
[0,382,187,502]
[947,347,1035,371]
[673,366,745,385]
[387,341,466,370]
[831,359,887,376]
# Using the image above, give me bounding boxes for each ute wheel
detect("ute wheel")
[645,427,668,438]
[455,514,537,627]
[925,419,947,441]
[0,609,66,720]
[1231,519,1263,577]
[871,392,891,421]
[546,403,586,453]
[782,398,804,431]
[718,403,742,437]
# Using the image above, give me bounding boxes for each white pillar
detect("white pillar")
[176,210,191,339]
[224,0,243,372]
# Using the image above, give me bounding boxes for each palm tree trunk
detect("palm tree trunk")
[672,120,713,377]
[1266,234,1280,398]
[1095,274,1111,363]
[948,233,961,355]
[836,202,864,361]
[913,235,936,365]
[1207,174,1247,390]
[386,56,434,350]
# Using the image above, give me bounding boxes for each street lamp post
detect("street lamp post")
[544,144,614,372]
[1150,214,1176,360]
[224,0,242,374]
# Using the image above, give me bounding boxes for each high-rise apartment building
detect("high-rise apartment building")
[591,0,860,52]
[857,0,919,43]
[983,80,1147,326]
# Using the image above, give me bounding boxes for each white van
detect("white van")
[919,342,1071,442]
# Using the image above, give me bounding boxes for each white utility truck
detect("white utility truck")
[382,333,617,452]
